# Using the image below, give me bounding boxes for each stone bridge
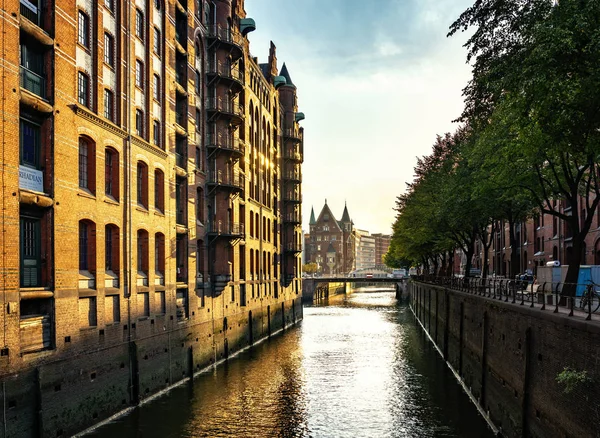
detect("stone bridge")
[302,277,406,302]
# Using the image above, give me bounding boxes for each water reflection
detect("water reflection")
[88,288,493,437]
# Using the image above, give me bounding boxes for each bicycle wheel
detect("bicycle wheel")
[592,292,600,313]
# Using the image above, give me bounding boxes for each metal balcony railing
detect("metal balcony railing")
[283,148,302,162]
[285,242,302,252]
[206,25,243,49]
[175,152,186,168]
[207,220,244,236]
[283,171,302,182]
[206,97,244,118]
[206,61,244,84]
[206,133,245,155]
[284,192,302,203]
[284,212,301,223]
[283,128,301,141]
[20,66,46,99]
[207,170,245,190]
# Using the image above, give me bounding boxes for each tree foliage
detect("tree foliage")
[390,0,600,290]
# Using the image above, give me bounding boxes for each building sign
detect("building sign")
[19,166,44,193]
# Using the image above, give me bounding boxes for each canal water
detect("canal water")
[88,288,494,437]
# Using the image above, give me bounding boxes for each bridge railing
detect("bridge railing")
[412,276,600,322]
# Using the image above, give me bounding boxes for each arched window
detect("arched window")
[255,212,259,238]
[155,233,165,285]
[79,137,96,193]
[105,147,119,200]
[105,224,120,274]
[137,229,149,283]
[249,213,254,238]
[154,169,164,212]
[137,161,148,208]
[250,249,254,279]
[79,219,96,274]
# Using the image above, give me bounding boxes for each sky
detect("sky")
[244,0,474,235]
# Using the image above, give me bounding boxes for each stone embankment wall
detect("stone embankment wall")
[410,281,600,438]
[0,297,302,438]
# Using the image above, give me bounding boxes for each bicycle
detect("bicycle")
[579,282,600,313]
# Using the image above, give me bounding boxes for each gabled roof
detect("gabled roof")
[315,202,342,232]
[279,63,295,88]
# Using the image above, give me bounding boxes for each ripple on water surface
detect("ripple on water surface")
[87,289,494,438]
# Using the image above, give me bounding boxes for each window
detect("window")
[135,9,144,41]
[195,146,201,169]
[137,161,148,208]
[78,10,90,48]
[79,220,96,272]
[153,120,161,147]
[105,0,115,12]
[104,33,114,67]
[78,137,95,193]
[20,119,40,169]
[196,187,204,223]
[155,233,165,275]
[154,169,164,212]
[153,74,160,100]
[135,60,144,89]
[78,72,90,107]
[104,89,114,121]
[154,0,161,10]
[105,148,119,200]
[153,27,161,55]
[155,232,166,287]
[105,224,120,273]
[195,109,201,131]
[20,217,41,287]
[137,229,149,275]
[195,70,201,94]
[135,109,144,136]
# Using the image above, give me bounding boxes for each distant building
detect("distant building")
[372,233,391,265]
[305,201,355,275]
[355,229,376,271]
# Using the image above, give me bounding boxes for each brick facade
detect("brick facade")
[0,0,303,434]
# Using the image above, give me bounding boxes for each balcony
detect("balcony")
[206,170,245,193]
[283,170,302,183]
[20,66,46,100]
[206,61,244,90]
[284,191,302,204]
[206,25,243,58]
[283,128,302,143]
[20,1,53,46]
[206,97,244,125]
[283,148,302,163]
[284,212,302,224]
[284,242,302,253]
[206,133,244,157]
[207,220,244,238]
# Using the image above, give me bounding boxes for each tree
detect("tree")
[302,263,318,276]
[450,0,600,293]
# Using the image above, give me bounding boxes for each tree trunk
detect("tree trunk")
[508,219,520,279]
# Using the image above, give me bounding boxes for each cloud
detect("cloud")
[243,0,474,233]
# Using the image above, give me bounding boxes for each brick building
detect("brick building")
[450,199,600,277]
[372,233,391,266]
[305,201,355,275]
[0,0,303,434]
